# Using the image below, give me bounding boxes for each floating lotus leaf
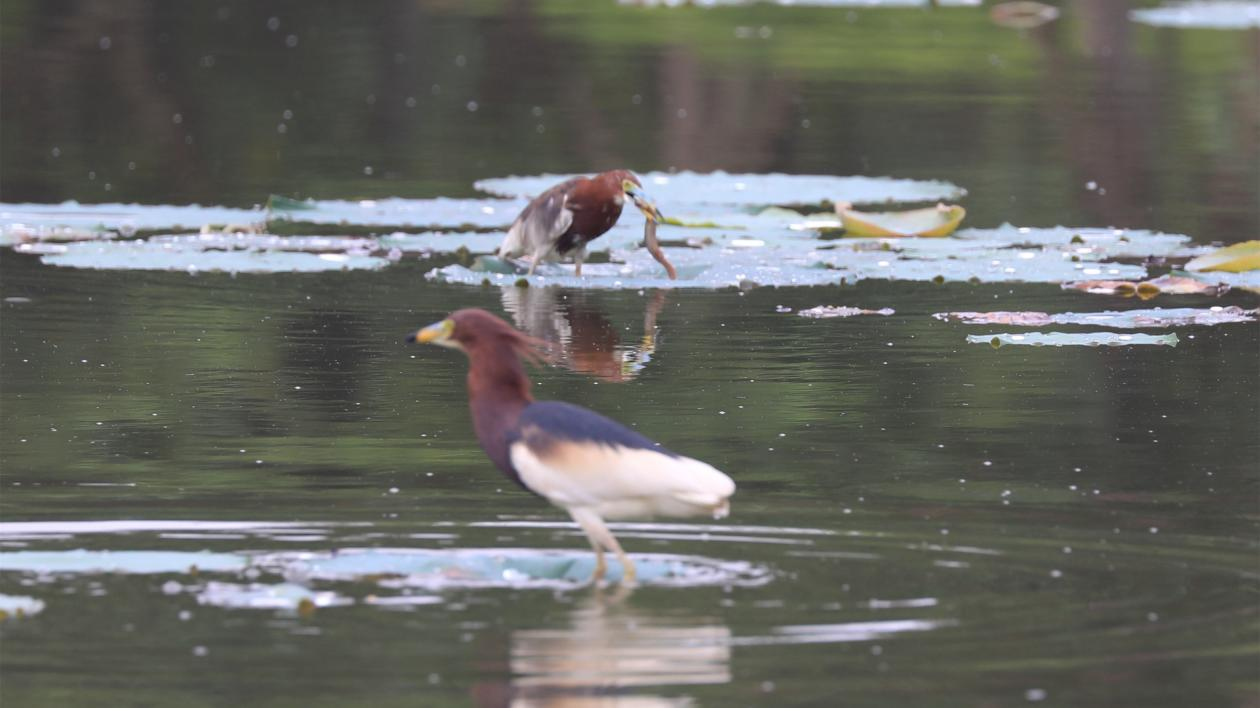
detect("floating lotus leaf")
[968,332,1180,348]
[380,231,506,255]
[936,306,1258,328]
[252,548,770,588]
[1130,2,1260,29]
[0,201,263,235]
[197,582,352,611]
[1197,269,1260,293]
[40,235,389,273]
[798,306,896,318]
[431,223,1159,290]
[837,203,966,238]
[1186,240,1260,273]
[474,171,966,207]
[1062,274,1232,298]
[267,196,528,230]
[0,223,115,246]
[0,594,46,620]
[0,550,249,574]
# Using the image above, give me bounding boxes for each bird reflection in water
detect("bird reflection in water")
[476,587,731,707]
[500,288,669,383]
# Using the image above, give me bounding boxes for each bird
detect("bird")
[497,170,676,279]
[407,308,734,584]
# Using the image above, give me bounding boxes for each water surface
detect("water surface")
[2,1,1258,706]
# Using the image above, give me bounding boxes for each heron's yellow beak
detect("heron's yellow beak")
[623,180,663,223]
[407,318,455,346]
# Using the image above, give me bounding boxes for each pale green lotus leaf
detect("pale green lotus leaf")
[0,550,249,574]
[268,196,528,230]
[40,236,389,273]
[197,582,352,610]
[0,594,46,619]
[0,201,263,236]
[936,306,1258,328]
[968,332,1180,348]
[253,548,770,588]
[1131,2,1260,29]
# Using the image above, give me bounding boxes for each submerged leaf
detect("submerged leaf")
[197,582,352,611]
[967,332,1180,347]
[837,203,966,238]
[0,594,45,620]
[798,306,896,318]
[1186,240,1260,273]
[936,307,1258,328]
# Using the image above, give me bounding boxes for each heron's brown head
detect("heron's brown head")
[408,308,547,364]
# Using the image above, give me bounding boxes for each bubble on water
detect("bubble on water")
[1026,688,1047,702]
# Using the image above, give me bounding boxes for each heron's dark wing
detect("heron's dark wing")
[506,401,734,518]
[515,400,675,457]
[499,180,578,258]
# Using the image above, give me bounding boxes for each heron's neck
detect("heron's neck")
[466,346,532,407]
[465,346,532,485]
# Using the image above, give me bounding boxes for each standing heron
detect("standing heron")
[407,308,734,584]
[497,170,676,279]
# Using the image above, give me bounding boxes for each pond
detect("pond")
[2,1,1258,707]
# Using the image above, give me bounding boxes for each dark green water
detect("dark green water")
[2,2,1258,707]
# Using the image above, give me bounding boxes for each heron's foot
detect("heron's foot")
[619,557,638,587]
[587,553,608,585]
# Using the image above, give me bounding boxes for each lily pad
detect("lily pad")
[0,201,263,236]
[40,235,389,273]
[1186,240,1260,273]
[474,171,966,208]
[936,307,1258,328]
[431,223,1163,290]
[0,550,249,575]
[252,548,770,588]
[967,332,1180,348]
[0,594,46,620]
[837,203,966,238]
[1062,274,1231,298]
[1130,2,1260,29]
[197,581,352,611]
[267,196,528,230]
[798,306,896,318]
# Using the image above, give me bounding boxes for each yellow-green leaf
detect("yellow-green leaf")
[1186,241,1260,273]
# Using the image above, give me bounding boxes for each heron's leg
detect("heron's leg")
[569,508,634,585]
[572,246,587,277]
[526,257,539,276]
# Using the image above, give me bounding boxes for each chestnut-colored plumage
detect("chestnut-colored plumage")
[497,170,674,278]
[408,308,734,584]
